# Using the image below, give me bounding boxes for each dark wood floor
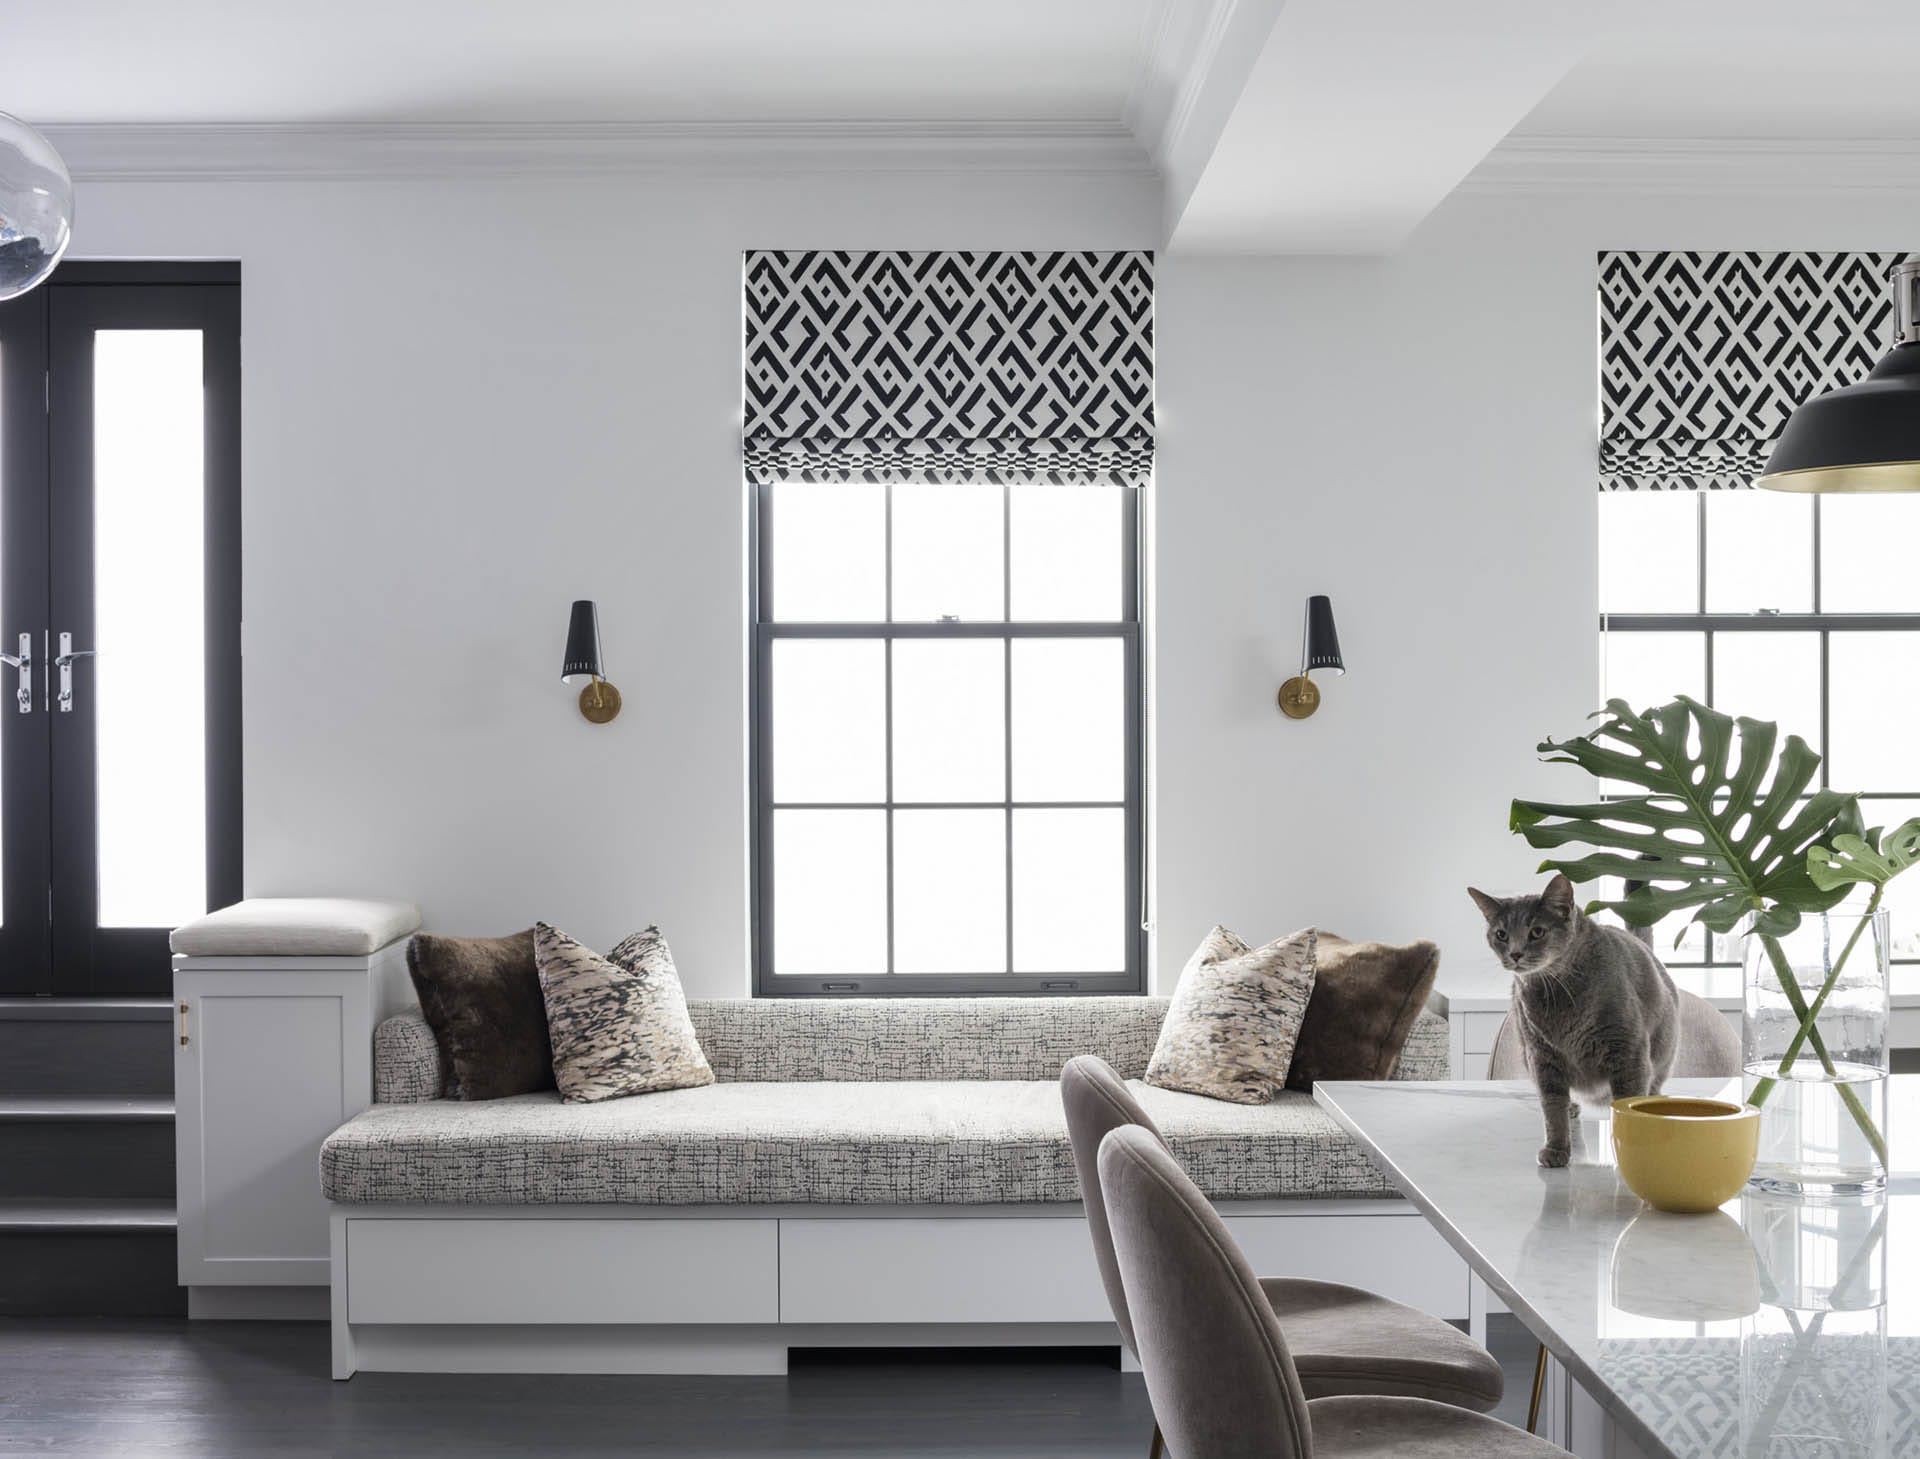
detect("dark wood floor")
[0,1316,1539,1457]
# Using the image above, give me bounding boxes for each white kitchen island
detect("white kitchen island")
[1313,1077,1917,1459]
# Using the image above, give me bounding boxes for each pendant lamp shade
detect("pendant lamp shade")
[1759,261,1920,493]
[1303,595,1344,675]
[0,111,73,303]
[561,600,603,686]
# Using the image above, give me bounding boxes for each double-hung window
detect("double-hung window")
[1599,490,1920,967]
[1597,250,1920,969]
[751,480,1144,995]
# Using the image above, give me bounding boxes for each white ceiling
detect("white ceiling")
[0,0,1166,126]
[10,0,1920,251]
[1514,35,1920,142]
[1164,0,1920,253]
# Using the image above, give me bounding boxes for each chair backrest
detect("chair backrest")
[1059,1053,1169,1355]
[1487,987,1742,1080]
[1099,1125,1315,1459]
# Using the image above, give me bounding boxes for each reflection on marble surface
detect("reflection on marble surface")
[1311,1078,1920,1458]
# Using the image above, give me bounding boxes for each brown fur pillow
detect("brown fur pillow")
[406,929,554,1100]
[1284,933,1439,1091]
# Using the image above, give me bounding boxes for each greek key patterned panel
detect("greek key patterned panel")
[1599,251,1917,490]
[743,250,1153,486]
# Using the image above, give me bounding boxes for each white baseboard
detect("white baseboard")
[344,1321,1122,1378]
[189,1285,330,1321]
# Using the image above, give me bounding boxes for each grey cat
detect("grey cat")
[1466,874,1679,1168]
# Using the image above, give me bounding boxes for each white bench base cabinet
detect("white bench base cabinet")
[174,942,414,1317]
[328,1198,1468,1378]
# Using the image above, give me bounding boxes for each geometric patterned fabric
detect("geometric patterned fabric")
[744,250,1154,486]
[1599,251,1917,489]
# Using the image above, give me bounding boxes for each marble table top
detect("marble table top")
[1313,1077,1920,1458]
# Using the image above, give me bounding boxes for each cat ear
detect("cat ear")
[1466,887,1503,922]
[1542,873,1575,910]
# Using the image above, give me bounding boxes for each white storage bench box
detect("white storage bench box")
[320,995,1468,1377]
[171,898,421,1321]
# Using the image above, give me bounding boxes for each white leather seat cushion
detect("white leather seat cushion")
[171,897,422,956]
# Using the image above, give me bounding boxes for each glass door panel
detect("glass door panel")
[94,330,207,928]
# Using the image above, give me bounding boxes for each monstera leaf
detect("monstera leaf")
[1510,696,1863,939]
[1809,818,1920,892]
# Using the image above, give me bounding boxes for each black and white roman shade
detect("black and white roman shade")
[1600,251,1918,491]
[743,250,1154,487]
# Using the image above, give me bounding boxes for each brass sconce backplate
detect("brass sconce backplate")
[579,679,623,724]
[1277,675,1320,719]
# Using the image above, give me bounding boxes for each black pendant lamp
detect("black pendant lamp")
[1759,260,1920,493]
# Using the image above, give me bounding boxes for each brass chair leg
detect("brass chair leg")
[1147,1421,1165,1459]
[1527,1342,1548,1434]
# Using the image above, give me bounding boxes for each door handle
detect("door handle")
[0,633,29,713]
[54,632,97,714]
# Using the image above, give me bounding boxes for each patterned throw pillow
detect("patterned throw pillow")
[533,923,716,1104]
[1144,925,1317,1105]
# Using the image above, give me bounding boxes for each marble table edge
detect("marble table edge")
[1312,1079,1681,1459]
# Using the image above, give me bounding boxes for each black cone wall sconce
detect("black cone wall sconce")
[1277,595,1344,720]
[562,600,621,724]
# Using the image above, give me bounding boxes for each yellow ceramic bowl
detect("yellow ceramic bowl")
[1611,1096,1760,1214]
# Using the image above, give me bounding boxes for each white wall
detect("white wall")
[69,170,1157,996]
[1154,186,1920,990]
[69,168,1920,996]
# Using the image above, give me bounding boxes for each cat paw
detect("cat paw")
[1537,1145,1571,1169]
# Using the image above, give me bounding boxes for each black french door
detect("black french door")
[0,264,240,995]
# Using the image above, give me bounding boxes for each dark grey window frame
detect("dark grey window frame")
[749,480,1147,998]
[1601,490,1920,968]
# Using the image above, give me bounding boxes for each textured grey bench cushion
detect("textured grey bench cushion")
[373,996,1451,1103]
[321,1079,1397,1205]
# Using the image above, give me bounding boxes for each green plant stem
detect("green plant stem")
[1776,886,1882,1076]
[1745,907,1888,1169]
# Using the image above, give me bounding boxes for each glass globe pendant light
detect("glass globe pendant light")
[1759,260,1920,493]
[0,111,73,303]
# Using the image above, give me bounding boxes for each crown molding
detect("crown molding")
[1121,0,1184,149]
[40,120,1155,182]
[1148,0,1242,169]
[1462,135,1920,196]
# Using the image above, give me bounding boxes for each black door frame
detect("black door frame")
[0,286,52,988]
[1,262,240,995]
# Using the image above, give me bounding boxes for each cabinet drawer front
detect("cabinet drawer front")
[781,1217,1109,1325]
[348,1219,778,1325]
[1226,1213,1467,1319]
[1461,1012,1506,1056]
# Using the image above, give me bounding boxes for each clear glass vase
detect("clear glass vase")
[1741,901,1890,1197]
[1740,1190,1889,1455]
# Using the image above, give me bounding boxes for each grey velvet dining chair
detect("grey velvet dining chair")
[1060,1056,1503,1458]
[1098,1124,1575,1459]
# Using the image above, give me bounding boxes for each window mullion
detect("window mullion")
[1003,484,1015,978]
[884,482,896,977]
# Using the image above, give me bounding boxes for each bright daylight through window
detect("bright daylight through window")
[753,480,1143,995]
[1599,489,1920,966]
